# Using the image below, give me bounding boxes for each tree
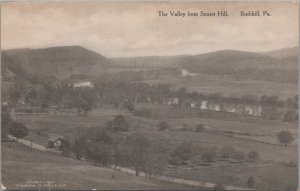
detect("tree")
[283,109,298,122]
[124,101,135,112]
[143,141,169,179]
[9,122,28,140]
[106,115,129,131]
[195,124,204,132]
[277,130,294,146]
[88,127,112,144]
[157,121,169,131]
[112,144,131,168]
[1,106,12,139]
[219,146,235,158]
[170,143,193,165]
[247,151,259,161]
[201,147,217,163]
[213,183,226,191]
[71,135,87,159]
[232,151,245,161]
[86,142,112,166]
[246,176,255,188]
[126,133,150,176]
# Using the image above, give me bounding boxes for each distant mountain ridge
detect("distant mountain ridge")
[2,46,298,84]
[261,46,298,59]
[2,46,112,79]
[114,47,298,83]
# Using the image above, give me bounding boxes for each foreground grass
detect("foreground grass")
[2,142,196,190]
[163,161,297,190]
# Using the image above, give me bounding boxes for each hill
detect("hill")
[112,55,189,68]
[262,46,298,59]
[2,46,112,80]
[2,142,194,190]
[114,47,298,83]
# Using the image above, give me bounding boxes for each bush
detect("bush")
[232,151,245,161]
[284,160,297,168]
[106,115,129,131]
[195,124,204,132]
[157,121,169,131]
[219,146,235,158]
[133,107,152,118]
[171,143,193,163]
[1,106,12,139]
[247,151,259,161]
[213,183,226,191]
[124,101,135,112]
[169,156,183,166]
[9,122,29,140]
[201,147,217,162]
[277,130,294,146]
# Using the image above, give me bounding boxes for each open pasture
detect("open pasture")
[2,142,195,190]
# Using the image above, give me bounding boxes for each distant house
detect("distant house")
[73,81,94,88]
[167,97,179,106]
[17,98,26,105]
[47,134,65,150]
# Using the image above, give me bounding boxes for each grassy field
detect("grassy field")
[10,103,298,190]
[12,113,113,140]
[2,142,197,190]
[13,106,298,163]
[144,76,298,99]
[163,161,297,191]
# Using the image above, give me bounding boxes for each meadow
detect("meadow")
[144,75,298,100]
[10,102,298,190]
[2,142,196,190]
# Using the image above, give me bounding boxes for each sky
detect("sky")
[1,1,299,57]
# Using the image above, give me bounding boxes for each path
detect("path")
[8,135,61,153]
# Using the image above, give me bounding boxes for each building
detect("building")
[73,81,94,88]
[47,134,65,150]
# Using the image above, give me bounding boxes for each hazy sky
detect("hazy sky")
[2,1,298,57]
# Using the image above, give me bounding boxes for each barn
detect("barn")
[47,134,65,150]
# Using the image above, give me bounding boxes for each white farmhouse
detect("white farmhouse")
[73,81,94,88]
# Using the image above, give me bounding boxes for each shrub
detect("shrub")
[195,124,205,132]
[213,183,226,191]
[133,107,152,118]
[219,146,235,158]
[157,121,169,131]
[171,143,193,163]
[201,147,217,162]
[106,115,129,131]
[232,151,245,161]
[9,122,29,140]
[247,151,259,161]
[277,130,294,146]
[124,101,135,112]
[284,160,297,168]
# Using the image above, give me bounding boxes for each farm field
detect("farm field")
[2,142,196,190]
[11,103,298,190]
[143,76,298,100]
[12,107,298,163]
[163,161,297,191]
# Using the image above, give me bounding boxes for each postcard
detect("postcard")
[1,1,298,190]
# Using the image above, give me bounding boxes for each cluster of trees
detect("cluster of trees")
[277,130,294,146]
[69,128,168,178]
[200,146,258,163]
[4,69,298,122]
[1,106,28,140]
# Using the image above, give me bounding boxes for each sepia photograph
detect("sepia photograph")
[1,1,299,190]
